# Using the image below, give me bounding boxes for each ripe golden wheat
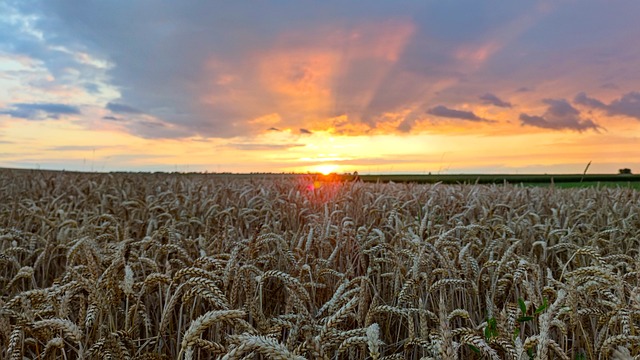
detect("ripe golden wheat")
[0,169,639,359]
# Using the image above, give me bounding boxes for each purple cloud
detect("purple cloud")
[479,93,512,108]
[106,102,143,114]
[575,91,640,120]
[574,92,607,109]
[102,115,123,121]
[520,99,600,132]
[0,103,80,120]
[427,105,492,122]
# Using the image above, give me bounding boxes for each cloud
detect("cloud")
[226,143,305,151]
[5,1,544,139]
[106,102,143,114]
[102,115,123,121]
[126,118,192,139]
[5,1,640,140]
[47,145,112,151]
[575,91,640,120]
[479,93,511,108]
[519,99,600,131]
[299,128,312,134]
[427,105,492,122]
[573,92,607,109]
[396,118,414,133]
[609,92,640,119]
[5,3,419,138]
[0,102,80,120]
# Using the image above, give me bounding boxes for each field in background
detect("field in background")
[1,168,639,359]
[352,173,640,189]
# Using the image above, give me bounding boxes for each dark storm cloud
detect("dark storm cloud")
[479,93,512,108]
[519,99,600,132]
[0,103,80,120]
[575,91,640,120]
[106,102,143,114]
[427,105,492,122]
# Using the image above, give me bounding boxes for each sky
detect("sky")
[1,1,639,174]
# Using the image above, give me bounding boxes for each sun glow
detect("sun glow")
[314,164,339,175]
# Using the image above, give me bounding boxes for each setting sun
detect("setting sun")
[314,164,339,175]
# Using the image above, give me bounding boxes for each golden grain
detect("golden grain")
[1,170,639,358]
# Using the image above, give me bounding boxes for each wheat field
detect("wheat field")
[1,169,639,359]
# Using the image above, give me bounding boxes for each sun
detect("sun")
[314,164,339,175]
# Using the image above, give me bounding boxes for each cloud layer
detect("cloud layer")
[2,0,640,143]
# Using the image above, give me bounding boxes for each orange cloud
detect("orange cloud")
[198,19,417,137]
[258,48,339,118]
[340,20,415,62]
[258,19,416,124]
[454,41,501,67]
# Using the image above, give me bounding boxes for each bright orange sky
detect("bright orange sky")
[1,2,639,174]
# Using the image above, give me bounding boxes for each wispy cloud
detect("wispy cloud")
[573,92,607,109]
[47,145,113,151]
[520,99,600,132]
[516,87,533,93]
[0,103,80,120]
[600,83,618,90]
[226,143,305,151]
[427,105,493,122]
[479,93,512,108]
[106,102,143,114]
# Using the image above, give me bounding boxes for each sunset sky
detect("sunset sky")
[1,1,639,174]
